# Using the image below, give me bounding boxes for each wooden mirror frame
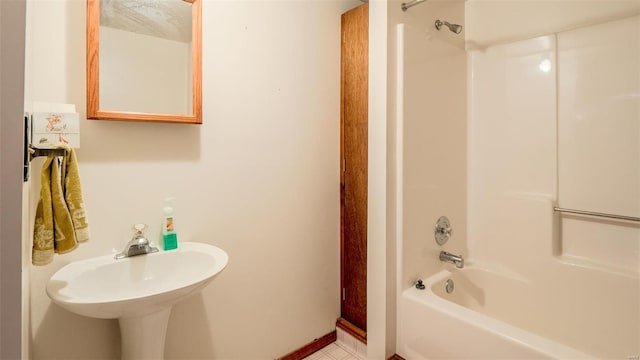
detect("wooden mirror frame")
[86,0,202,124]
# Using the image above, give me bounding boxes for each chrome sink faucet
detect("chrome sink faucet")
[115,224,159,259]
[439,251,464,268]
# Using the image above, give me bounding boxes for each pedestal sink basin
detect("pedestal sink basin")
[46,242,228,359]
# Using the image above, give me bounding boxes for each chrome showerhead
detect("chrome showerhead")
[435,19,462,34]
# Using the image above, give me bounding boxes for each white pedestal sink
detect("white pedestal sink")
[46,242,228,360]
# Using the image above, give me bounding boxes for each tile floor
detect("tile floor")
[302,342,363,360]
[303,327,367,360]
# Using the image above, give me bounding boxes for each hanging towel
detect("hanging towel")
[32,157,56,265]
[32,146,89,265]
[51,153,78,254]
[61,145,89,243]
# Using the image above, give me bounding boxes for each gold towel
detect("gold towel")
[32,146,89,265]
[32,157,56,265]
[61,145,89,243]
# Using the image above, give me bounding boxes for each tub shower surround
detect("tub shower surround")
[396,11,639,360]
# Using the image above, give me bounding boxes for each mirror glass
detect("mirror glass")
[87,0,202,124]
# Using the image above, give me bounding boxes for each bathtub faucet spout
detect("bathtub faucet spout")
[439,251,464,268]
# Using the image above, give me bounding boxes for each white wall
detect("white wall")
[25,0,357,358]
[100,26,191,115]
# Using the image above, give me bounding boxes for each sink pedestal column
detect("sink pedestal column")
[119,307,172,360]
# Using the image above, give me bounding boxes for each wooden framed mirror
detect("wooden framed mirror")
[87,0,202,124]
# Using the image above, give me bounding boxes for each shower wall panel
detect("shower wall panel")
[557,15,640,273]
[468,15,640,275]
[466,16,639,356]
[400,19,467,288]
[394,0,467,290]
[467,35,557,267]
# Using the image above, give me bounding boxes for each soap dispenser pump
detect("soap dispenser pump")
[162,197,178,250]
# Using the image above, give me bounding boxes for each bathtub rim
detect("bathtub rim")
[402,269,595,359]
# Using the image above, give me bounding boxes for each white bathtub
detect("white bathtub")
[396,268,596,359]
[394,14,640,360]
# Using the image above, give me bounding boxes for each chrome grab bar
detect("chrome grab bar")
[554,207,640,223]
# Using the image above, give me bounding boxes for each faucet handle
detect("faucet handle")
[115,223,156,260]
[132,223,148,236]
[434,216,452,245]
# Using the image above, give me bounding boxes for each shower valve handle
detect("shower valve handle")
[434,216,452,245]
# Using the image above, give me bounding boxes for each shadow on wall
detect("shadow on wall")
[165,294,215,359]
[33,293,213,359]
[33,302,120,359]
[79,120,202,163]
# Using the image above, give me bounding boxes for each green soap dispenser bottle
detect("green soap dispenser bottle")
[162,197,178,250]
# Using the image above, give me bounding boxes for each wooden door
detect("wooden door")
[340,3,368,332]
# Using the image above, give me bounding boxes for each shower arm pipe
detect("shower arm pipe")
[401,0,426,12]
[554,207,640,223]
